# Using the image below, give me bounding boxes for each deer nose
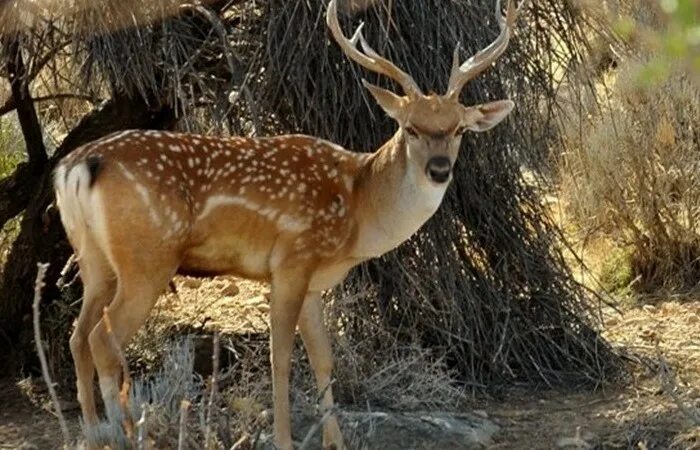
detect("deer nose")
[425,156,451,184]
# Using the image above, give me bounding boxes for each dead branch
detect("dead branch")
[298,408,335,450]
[0,93,98,117]
[136,403,148,450]
[1,35,47,168]
[55,253,76,290]
[178,399,191,450]
[32,262,71,445]
[204,331,220,449]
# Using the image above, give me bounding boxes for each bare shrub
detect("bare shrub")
[326,288,464,411]
[560,66,700,293]
[84,337,204,449]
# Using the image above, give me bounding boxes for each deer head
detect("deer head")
[327,0,526,185]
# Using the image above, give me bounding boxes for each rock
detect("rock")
[249,294,270,306]
[59,398,80,412]
[179,277,202,289]
[642,304,657,313]
[604,317,619,327]
[219,282,240,297]
[473,409,489,418]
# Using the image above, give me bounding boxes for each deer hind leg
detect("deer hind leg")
[269,266,313,450]
[88,261,177,424]
[298,292,345,450]
[70,241,117,427]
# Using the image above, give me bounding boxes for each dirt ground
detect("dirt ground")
[1,274,699,449]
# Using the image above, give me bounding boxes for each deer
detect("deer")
[53,0,525,448]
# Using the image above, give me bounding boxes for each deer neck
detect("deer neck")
[351,130,448,259]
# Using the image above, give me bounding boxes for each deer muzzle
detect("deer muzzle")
[425,156,451,184]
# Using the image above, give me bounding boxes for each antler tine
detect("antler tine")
[449,43,461,82]
[446,0,528,100]
[326,0,421,98]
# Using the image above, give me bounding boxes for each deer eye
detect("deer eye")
[404,126,418,138]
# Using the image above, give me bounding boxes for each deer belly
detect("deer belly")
[180,235,273,280]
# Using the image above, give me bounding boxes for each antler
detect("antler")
[445,0,528,100]
[326,0,422,98]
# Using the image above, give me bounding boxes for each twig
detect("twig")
[0,93,98,117]
[298,408,334,450]
[56,253,76,289]
[102,307,135,440]
[178,400,191,450]
[180,2,262,135]
[250,426,263,450]
[32,262,71,446]
[230,433,250,450]
[136,403,148,450]
[204,332,221,449]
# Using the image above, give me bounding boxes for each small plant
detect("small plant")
[0,115,26,173]
[599,247,635,294]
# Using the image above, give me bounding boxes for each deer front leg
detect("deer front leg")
[298,292,345,450]
[270,267,311,450]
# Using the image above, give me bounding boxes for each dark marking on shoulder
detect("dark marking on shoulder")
[86,154,103,187]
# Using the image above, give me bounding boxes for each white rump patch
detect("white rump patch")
[53,161,113,264]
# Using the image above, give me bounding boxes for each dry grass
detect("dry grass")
[325,289,466,411]
[133,277,466,412]
[558,0,700,297]
[559,66,700,295]
[11,264,697,449]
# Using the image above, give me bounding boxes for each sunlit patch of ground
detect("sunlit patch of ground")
[487,298,700,449]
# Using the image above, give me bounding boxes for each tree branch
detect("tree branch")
[0,93,98,117]
[2,35,47,168]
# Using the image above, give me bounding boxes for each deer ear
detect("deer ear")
[462,100,514,132]
[362,80,407,121]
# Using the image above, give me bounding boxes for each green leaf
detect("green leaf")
[664,32,688,57]
[614,17,636,40]
[674,0,699,28]
[636,58,671,86]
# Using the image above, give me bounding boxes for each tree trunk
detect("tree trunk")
[0,93,176,371]
[2,34,48,169]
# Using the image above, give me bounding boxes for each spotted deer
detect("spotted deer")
[53,0,525,448]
